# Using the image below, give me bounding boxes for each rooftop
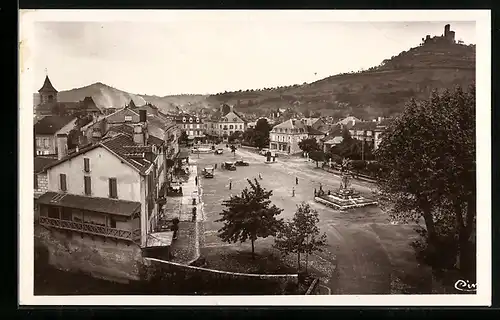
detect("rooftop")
[34,115,76,135]
[34,156,58,173]
[37,191,141,217]
[38,75,57,93]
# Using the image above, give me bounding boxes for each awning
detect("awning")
[36,191,141,217]
[145,231,174,248]
[175,150,190,159]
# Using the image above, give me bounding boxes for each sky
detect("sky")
[31,18,476,96]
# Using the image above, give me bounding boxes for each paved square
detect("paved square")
[190,145,450,294]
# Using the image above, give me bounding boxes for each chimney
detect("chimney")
[139,110,147,123]
[133,124,145,145]
[56,133,68,160]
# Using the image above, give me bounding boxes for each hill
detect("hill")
[56,37,475,119]
[58,82,211,113]
[208,41,476,119]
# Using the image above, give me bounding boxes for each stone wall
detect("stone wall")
[34,173,48,197]
[35,224,143,283]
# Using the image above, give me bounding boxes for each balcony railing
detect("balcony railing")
[39,216,141,242]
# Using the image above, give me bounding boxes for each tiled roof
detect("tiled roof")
[108,124,134,135]
[101,134,154,174]
[307,126,326,135]
[37,191,141,217]
[44,133,154,174]
[38,76,57,93]
[351,121,378,131]
[34,115,76,135]
[34,156,58,173]
[273,119,307,130]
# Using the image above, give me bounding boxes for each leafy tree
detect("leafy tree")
[253,118,272,149]
[216,178,284,259]
[298,137,320,154]
[274,202,327,273]
[228,131,243,143]
[309,150,326,167]
[179,131,189,145]
[376,86,476,275]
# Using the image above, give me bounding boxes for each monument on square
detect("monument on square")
[314,158,378,210]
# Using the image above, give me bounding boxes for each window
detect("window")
[109,217,116,228]
[48,206,59,219]
[61,208,72,221]
[109,178,117,198]
[229,125,234,129]
[60,174,67,192]
[34,174,38,189]
[44,138,49,148]
[36,138,42,147]
[84,176,91,195]
[124,115,132,122]
[84,158,90,172]
[240,125,242,130]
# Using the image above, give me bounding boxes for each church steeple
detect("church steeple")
[38,75,58,104]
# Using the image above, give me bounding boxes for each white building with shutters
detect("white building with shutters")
[174,113,205,140]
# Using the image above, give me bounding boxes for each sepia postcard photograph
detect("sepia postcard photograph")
[18,9,491,306]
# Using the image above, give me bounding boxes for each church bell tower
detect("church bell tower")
[38,75,58,104]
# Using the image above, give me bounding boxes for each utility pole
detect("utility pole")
[361,131,365,161]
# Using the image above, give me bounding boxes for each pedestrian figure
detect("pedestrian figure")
[229,179,232,190]
[195,176,198,186]
[314,188,317,197]
[259,173,262,180]
[292,187,295,197]
[296,177,298,185]
[215,163,217,169]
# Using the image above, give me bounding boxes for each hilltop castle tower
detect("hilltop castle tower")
[38,75,58,105]
[423,24,456,45]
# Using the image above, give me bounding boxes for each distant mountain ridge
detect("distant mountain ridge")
[56,29,475,119]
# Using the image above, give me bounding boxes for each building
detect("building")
[34,115,78,156]
[174,113,205,141]
[35,75,102,120]
[37,113,169,250]
[269,119,326,154]
[422,24,456,45]
[320,125,343,153]
[208,105,246,138]
[345,117,392,151]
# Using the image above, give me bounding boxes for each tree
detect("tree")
[216,178,284,259]
[376,86,476,275]
[298,138,320,154]
[274,202,327,273]
[228,131,243,143]
[309,150,326,167]
[179,131,189,145]
[230,145,237,158]
[253,118,272,149]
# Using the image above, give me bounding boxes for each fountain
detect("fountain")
[314,158,378,210]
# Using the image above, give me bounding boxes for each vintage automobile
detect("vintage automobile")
[223,161,237,171]
[235,160,249,166]
[215,148,224,155]
[203,166,215,178]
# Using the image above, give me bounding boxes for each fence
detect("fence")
[39,216,141,242]
[144,257,298,281]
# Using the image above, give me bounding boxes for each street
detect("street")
[191,145,436,294]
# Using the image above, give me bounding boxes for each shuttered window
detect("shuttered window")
[84,176,91,195]
[109,178,117,198]
[60,174,67,192]
[84,158,90,172]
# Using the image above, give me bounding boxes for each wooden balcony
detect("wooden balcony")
[39,216,141,242]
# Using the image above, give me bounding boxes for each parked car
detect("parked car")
[203,166,215,178]
[223,161,237,171]
[215,148,224,155]
[235,160,249,166]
